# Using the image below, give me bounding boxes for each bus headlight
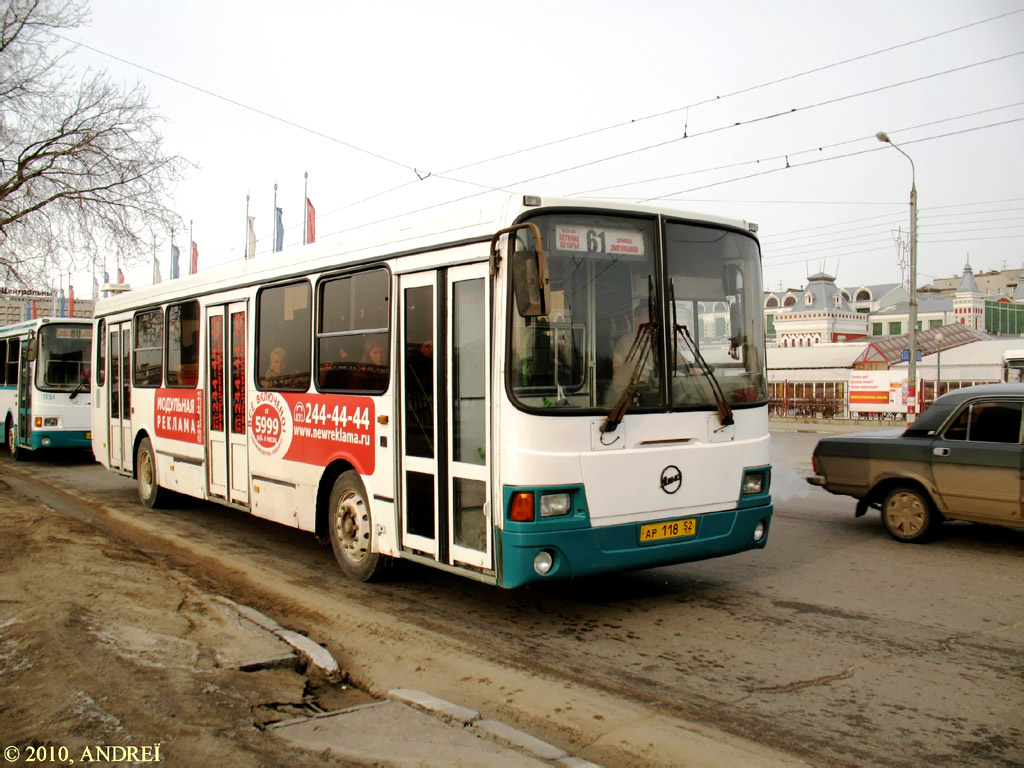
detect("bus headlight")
[534,550,554,575]
[742,471,768,495]
[539,493,571,518]
[43,417,60,427]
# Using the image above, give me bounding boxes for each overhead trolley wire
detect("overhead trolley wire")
[436,8,1024,179]
[640,117,1024,203]
[575,101,1024,197]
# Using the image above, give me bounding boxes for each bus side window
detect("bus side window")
[0,339,7,386]
[7,338,19,384]
[166,300,200,387]
[257,281,311,391]
[316,268,389,393]
[133,309,164,387]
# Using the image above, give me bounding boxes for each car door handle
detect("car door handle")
[933,447,950,457]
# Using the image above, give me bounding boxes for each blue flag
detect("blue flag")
[274,207,284,253]
[24,303,30,320]
[170,244,180,279]
[59,289,66,317]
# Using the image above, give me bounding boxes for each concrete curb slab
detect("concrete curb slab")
[389,688,480,725]
[474,718,569,761]
[275,628,342,684]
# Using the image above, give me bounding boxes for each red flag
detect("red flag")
[191,241,199,274]
[306,198,316,244]
[69,285,75,316]
[117,268,125,284]
[31,300,37,319]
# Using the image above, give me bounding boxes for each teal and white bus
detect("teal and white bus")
[1,317,94,460]
[91,196,772,587]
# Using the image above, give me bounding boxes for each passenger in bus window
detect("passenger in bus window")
[611,302,656,400]
[352,336,387,390]
[263,346,289,387]
[611,301,701,405]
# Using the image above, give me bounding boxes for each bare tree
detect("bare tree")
[0,0,186,287]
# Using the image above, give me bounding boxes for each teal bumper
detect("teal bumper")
[498,502,773,589]
[29,430,92,451]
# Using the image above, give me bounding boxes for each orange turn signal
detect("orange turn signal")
[34,417,42,427]
[509,492,535,522]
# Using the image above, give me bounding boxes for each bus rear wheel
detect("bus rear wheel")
[328,471,388,582]
[6,417,24,462]
[136,437,167,508]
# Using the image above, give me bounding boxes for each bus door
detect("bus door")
[16,337,30,449]
[398,264,492,572]
[206,302,249,505]
[108,323,132,471]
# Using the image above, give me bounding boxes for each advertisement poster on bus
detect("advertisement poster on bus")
[248,391,375,474]
[154,388,204,444]
[848,370,917,413]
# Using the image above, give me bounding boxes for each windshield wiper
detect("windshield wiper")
[69,375,89,401]
[674,323,734,429]
[601,320,657,435]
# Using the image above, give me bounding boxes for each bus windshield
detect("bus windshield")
[509,213,767,412]
[36,324,92,392]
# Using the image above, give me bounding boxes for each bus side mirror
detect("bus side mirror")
[512,248,551,318]
[24,331,38,362]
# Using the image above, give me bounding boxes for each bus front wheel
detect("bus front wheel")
[328,471,388,582]
[136,437,167,508]
[6,417,24,462]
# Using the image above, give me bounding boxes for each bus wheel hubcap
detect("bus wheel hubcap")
[337,491,368,563]
[140,452,154,493]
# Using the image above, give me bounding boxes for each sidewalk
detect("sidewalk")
[770,416,906,434]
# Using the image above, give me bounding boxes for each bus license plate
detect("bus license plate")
[640,517,697,543]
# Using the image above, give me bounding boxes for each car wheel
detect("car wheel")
[882,486,938,543]
[136,437,167,508]
[7,417,23,462]
[328,470,389,582]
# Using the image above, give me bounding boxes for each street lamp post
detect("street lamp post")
[877,131,918,421]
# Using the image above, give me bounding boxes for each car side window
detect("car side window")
[942,401,1023,444]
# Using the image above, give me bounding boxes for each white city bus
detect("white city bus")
[1003,349,1024,382]
[91,196,772,588]
[1,317,93,460]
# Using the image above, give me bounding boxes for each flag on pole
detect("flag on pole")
[69,285,75,316]
[274,207,284,253]
[306,198,316,244]
[93,275,100,300]
[170,244,180,279]
[31,300,37,319]
[59,289,66,317]
[247,216,257,259]
[153,256,162,284]
[191,241,199,274]
[24,303,30,320]
[117,268,125,284]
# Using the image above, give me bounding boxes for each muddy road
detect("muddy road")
[4,432,1022,766]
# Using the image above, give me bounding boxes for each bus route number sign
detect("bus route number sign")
[555,225,646,256]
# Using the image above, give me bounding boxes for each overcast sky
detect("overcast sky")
[65,0,1024,295]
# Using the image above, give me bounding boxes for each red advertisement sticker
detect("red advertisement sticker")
[247,391,375,474]
[154,388,204,445]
